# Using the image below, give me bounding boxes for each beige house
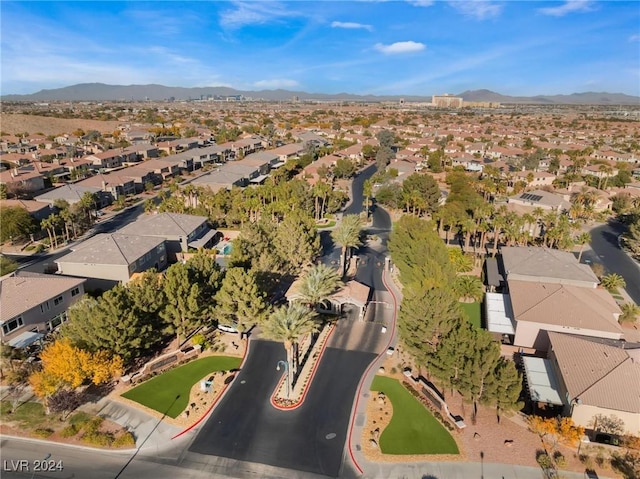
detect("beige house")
[55,233,167,289]
[0,272,86,348]
[547,332,640,435]
[286,279,370,320]
[509,281,623,350]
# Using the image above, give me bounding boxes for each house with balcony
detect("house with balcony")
[0,271,86,348]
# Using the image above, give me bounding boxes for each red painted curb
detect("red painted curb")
[270,324,336,411]
[347,268,399,475]
[171,343,251,440]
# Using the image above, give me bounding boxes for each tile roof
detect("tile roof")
[118,212,207,238]
[56,233,164,266]
[501,246,598,285]
[0,271,85,322]
[549,332,640,413]
[508,280,622,334]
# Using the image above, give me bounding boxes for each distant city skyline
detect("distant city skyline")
[1,1,639,97]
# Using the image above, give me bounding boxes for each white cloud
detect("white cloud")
[220,1,298,29]
[374,41,426,54]
[407,0,434,6]
[629,34,640,42]
[538,1,595,17]
[254,79,300,89]
[331,21,373,31]
[448,1,503,20]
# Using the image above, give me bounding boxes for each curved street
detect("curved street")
[583,220,640,304]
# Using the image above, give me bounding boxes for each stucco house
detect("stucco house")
[547,332,640,435]
[0,271,86,348]
[55,233,167,289]
[117,212,219,260]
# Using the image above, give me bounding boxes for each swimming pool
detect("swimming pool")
[221,244,232,255]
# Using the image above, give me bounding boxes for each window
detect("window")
[71,287,80,297]
[2,317,24,336]
[46,312,68,331]
[53,295,64,306]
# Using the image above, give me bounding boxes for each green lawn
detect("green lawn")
[121,356,241,418]
[460,302,481,329]
[370,376,459,455]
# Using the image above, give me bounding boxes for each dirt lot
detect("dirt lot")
[1,113,121,136]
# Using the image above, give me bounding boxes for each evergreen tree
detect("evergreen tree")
[430,320,474,397]
[0,206,37,242]
[185,250,223,319]
[273,212,321,273]
[63,286,160,365]
[484,357,524,422]
[458,328,501,421]
[388,215,455,288]
[398,285,460,364]
[401,173,441,216]
[161,262,205,342]
[215,267,270,330]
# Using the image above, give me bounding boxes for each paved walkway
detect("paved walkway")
[80,396,181,451]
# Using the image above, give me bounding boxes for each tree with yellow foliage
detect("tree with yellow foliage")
[29,339,122,401]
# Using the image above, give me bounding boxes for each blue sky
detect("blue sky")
[1,1,639,96]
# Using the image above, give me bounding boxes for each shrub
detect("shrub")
[69,411,92,427]
[536,451,553,470]
[60,424,79,438]
[83,416,104,434]
[553,451,567,468]
[34,428,54,438]
[113,431,136,447]
[82,431,114,447]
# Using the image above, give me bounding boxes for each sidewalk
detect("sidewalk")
[79,396,181,451]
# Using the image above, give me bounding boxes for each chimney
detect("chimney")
[12,167,18,176]
[101,181,107,191]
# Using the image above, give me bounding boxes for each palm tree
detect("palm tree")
[295,264,342,309]
[600,273,626,292]
[362,179,373,219]
[619,303,640,324]
[448,248,473,273]
[453,275,484,303]
[491,215,506,257]
[331,214,363,275]
[262,303,319,393]
[575,232,591,261]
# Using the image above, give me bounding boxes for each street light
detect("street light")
[276,360,290,399]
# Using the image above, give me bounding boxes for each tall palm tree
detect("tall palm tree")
[295,264,342,309]
[331,214,363,275]
[575,232,591,261]
[262,303,319,392]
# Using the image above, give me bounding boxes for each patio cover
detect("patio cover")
[8,331,44,349]
[249,174,270,184]
[484,292,515,335]
[522,356,564,406]
[188,229,218,249]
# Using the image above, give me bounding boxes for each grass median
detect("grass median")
[370,375,459,455]
[121,355,241,418]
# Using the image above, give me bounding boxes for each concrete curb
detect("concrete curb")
[346,266,399,475]
[270,324,336,411]
[171,339,252,440]
[0,434,137,455]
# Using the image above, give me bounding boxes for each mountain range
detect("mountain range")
[2,83,639,105]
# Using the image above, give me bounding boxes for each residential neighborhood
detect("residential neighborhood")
[1,98,639,479]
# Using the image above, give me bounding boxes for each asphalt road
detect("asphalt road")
[583,221,640,304]
[187,340,376,478]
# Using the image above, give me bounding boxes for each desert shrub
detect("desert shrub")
[69,411,92,427]
[83,416,104,434]
[610,451,640,479]
[553,451,567,467]
[113,431,136,447]
[60,424,79,438]
[34,427,54,438]
[536,451,553,469]
[82,431,114,447]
